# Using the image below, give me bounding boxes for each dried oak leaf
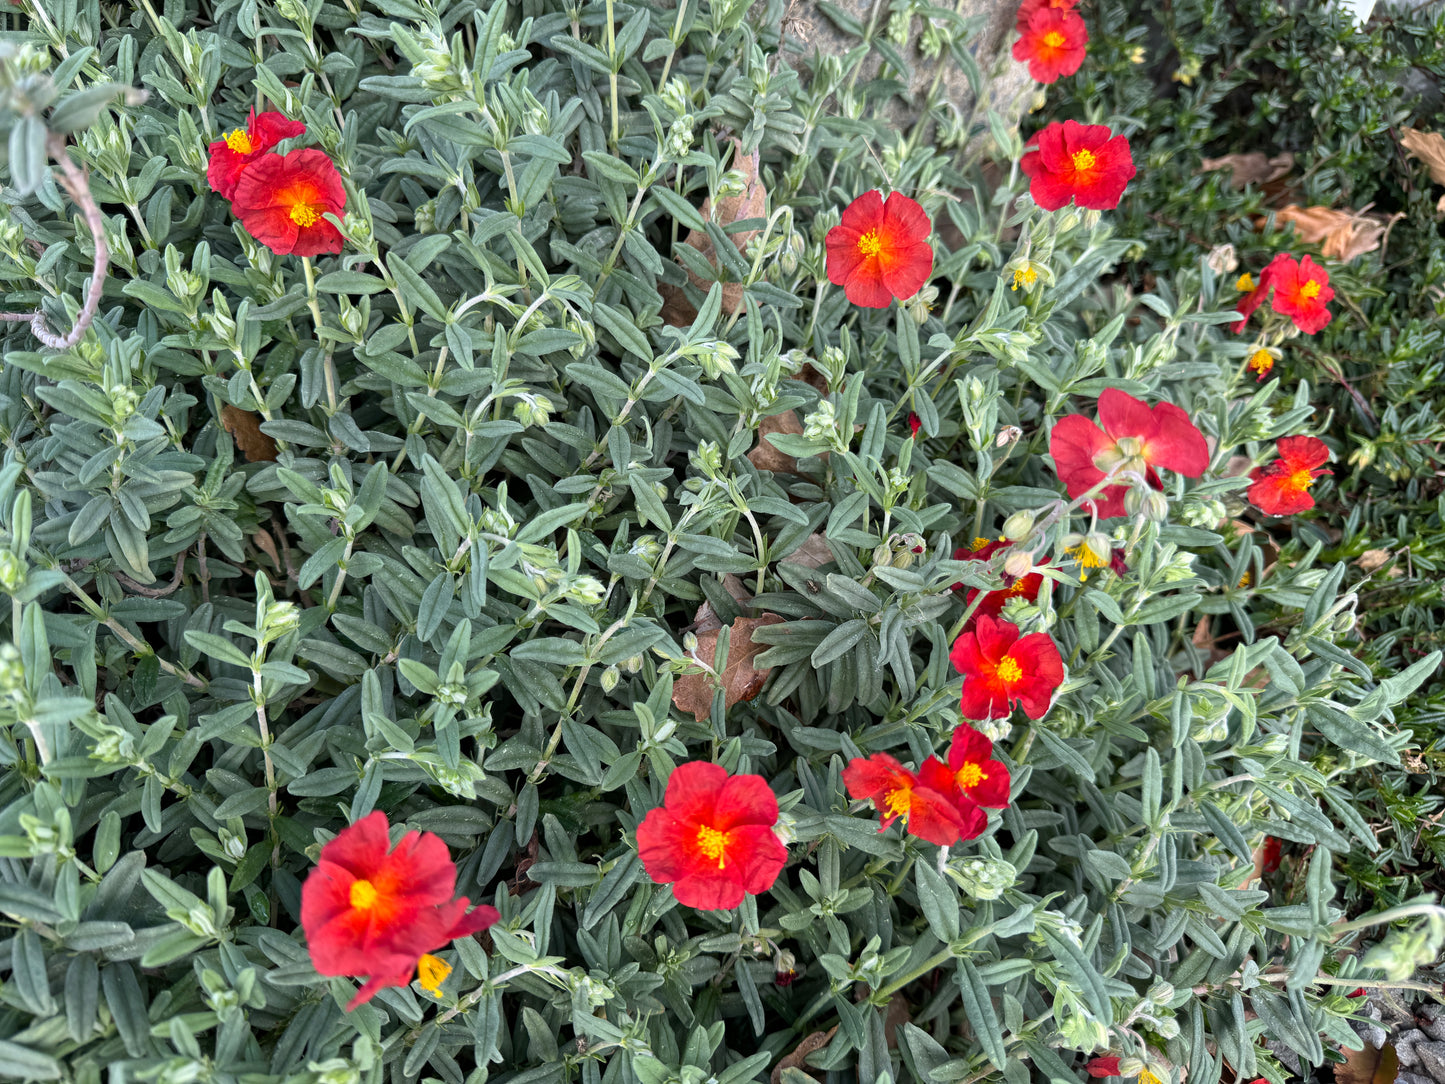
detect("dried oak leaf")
[1271,204,1389,262]
[770,1027,838,1084]
[672,613,784,722]
[1199,151,1295,188]
[1400,127,1445,185]
[1335,1041,1398,1084]
[747,410,804,473]
[661,139,768,325]
[221,404,278,462]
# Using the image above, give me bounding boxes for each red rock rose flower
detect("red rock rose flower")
[1086,1058,1122,1078]
[636,761,787,910]
[206,109,306,200]
[1233,253,1333,334]
[232,148,346,257]
[1049,388,1209,519]
[1012,7,1088,84]
[1021,120,1136,211]
[1016,0,1077,29]
[825,190,934,308]
[1248,349,1275,381]
[843,752,982,845]
[1248,435,1331,515]
[946,724,1012,812]
[950,614,1064,720]
[300,812,499,1010]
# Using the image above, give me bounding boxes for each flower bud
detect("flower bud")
[600,665,620,693]
[1002,549,1034,579]
[1001,510,1035,542]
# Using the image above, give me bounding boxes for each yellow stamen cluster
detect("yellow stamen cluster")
[417,954,451,996]
[224,128,253,154]
[1300,279,1322,300]
[1236,273,1255,292]
[290,203,322,228]
[996,657,1023,684]
[695,825,729,869]
[856,229,884,258]
[1071,148,1097,172]
[1011,266,1038,291]
[956,762,985,789]
[349,879,379,910]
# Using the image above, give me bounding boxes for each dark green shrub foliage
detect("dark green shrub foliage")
[0,1,1442,1083]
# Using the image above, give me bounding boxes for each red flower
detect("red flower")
[1269,253,1333,334]
[1086,1058,1122,1078]
[636,761,787,910]
[1012,7,1088,84]
[300,812,499,1010]
[1259,835,1283,874]
[953,540,1045,622]
[1248,435,1331,515]
[825,190,934,308]
[1021,121,1136,211]
[950,614,1064,720]
[232,148,347,257]
[946,724,1011,810]
[843,753,982,845]
[1016,0,1077,30]
[1248,349,1275,381]
[1049,388,1209,519]
[206,109,306,200]
[1232,270,1272,333]
[908,412,922,438]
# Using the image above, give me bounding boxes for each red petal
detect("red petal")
[344,953,423,1010]
[672,867,746,910]
[947,723,993,771]
[715,772,780,831]
[317,812,391,878]
[843,753,911,805]
[960,673,1014,720]
[205,146,249,201]
[1050,413,1111,495]
[971,614,1021,663]
[1142,400,1208,477]
[1247,462,1316,515]
[444,903,500,940]
[1009,633,1065,719]
[663,760,729,825]
[1278,435,1330,470]
[842,269,894,308]
[729,823,788,895]
[838,190,885,233]
[249,110,306,151]
[1096,388,1155,441]
[881,192,930,240]
[637,808,696,883]
[901,785,966,846]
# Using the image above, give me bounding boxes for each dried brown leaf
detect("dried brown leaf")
[883,993,911,1049]
[1356,549,1393,573]
[747,410,803,473]
[672,613,784,722]
[770,1027,838,1084]
[690,576,753,634]
[221,405,278,462]
[1272,204,1387,263]
[677,139,767,317]
[1199,151,1294,187]
[1401,127,1445,185]
[1334,1041,1398,1084]
[781,533,834,569]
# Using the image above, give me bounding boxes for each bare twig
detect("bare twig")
[0,132,110,349]
[115,552,187,598]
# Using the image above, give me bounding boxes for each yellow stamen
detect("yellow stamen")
[971,536,991,551]
[996,657,1022,684]
[1041,30,1067,48]
[290,203,321,228]
[1248,349,1273,376]
[349,879,379,910]
[856,229,884,258]
[956,763,985,789]
[695,825,729,869]
[1236,273,1254,292]
[883,787,913,819]
[1139,1073,1163,1084]
[1011,266,1037,291]
[1067,543,1106,569]
[416,954,451,996]
[1300,279,1321,300]
[1070,149,1097,172]
[224,128,253,154]
[1287,467,1316,494]
[1237,572,1252,588]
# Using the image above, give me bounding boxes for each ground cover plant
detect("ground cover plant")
[0,1,1443,1083]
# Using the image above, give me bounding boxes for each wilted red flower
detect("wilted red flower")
[1021,120,1136,211]
[300,812,499,1009]
[825,190,934,308]
[908,412,922,438]
[946,724,1011,811]
[1268,253,1333,334]
[950,614,1064,720]
[206,109,306,200]
[1050,388,1209,519]
[953,539,1045,622]
[1012,7,1088,84]
[233,148,346,257]
[843,752,982,845]
[1086,1058,1122,1078]
[1248,349,1275,381]
[1016,0,1077,29]
[1259,835,1283,874]
[1232,271,1272,333]
[1248,435,1331,515]
[636,761,787,910]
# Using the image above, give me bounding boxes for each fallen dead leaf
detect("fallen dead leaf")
[1400,127,1445,185]
[1334,1040,1398,1084]
[781,533,833,569]
[883,993,911,1049]
[221,404,278,462]
[1270,204,1390,263]
[672,613,785,722]
[770,1027,838,1084]
[691,575,753,634]
[747,410,803,473]
[661,138,768,325]
[1199,151,1294,188]
[796,362,830,393]
[1355,549,1392,573]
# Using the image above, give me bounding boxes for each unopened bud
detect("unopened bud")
[600,665,620,693]
[1001,510,1035,542]
[1002,549,1033,579]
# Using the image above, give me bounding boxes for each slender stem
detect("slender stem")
[60,574,205,689]
[605,0,620,147]
[252,664,281,866]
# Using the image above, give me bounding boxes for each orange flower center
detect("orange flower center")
[1300,279,1321,300]
[417,953,451,996]
[996,656,1023,684]
[957,762,985,789]
[290,202,322,228]
[224,128,253,154]
[1249,349,1273,375]
[1007,579,1028,596]
[350,879,379,910]
[1041,30,1067,48]
[856,229,885,258]
[971,536,991,551]
[1070,148,1097,173]
[883,786,913,818]
[1287,467,1316,494]
[696,825,730,869]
